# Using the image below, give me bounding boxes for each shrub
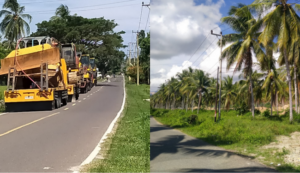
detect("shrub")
[254,109,261,115]
[234,102,249,115]
[188,115,199,125]
[262,109,270,117]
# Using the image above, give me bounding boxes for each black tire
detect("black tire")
[52,100,56,110]
[62,98,67,106]
[55,99,61,108]
[75,93,79,100]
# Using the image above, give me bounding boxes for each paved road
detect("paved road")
[0,76,124,172]
[150,117,277,172]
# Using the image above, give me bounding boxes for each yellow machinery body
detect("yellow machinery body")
[0,37,70,111]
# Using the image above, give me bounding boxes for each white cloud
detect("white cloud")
[150,0,225,92]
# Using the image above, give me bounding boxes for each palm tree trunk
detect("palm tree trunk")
[284,50,293,123]
[173,94,176,110]
[186,95,188,112]
[191,99,194,113]
[197,91,202,114]
[182,97,184,110]
[294,66,298,113]
[271,86,273,116]
[249,70,255,118]
[276,90,278,115]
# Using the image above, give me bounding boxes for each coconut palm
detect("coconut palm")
[51,4,70,21]
[220,4,266,118]
[249,0,300,122]
[262,69,285,115]
[221,76,237,111]
[0,0,32,47]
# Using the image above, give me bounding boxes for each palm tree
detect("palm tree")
[51,4,70,21]
[220,4,266,118]
[249,0,300,122]
[262,69,285,116]
[0,0,32,47]
[221,76,237,111]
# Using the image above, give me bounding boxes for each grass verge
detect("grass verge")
[83,80,150,172]
[151,108,300,172]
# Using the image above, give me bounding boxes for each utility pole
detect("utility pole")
[142,2,150,8]
[215,67,219,123]
[211,30,223,120]
[133,30,140,85]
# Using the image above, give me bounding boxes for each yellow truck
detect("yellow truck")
[0,36,73,111]
[60,43,83,102]
[80,54,93,93]
[89,57,97,87]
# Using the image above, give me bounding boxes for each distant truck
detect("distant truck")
[79,54,93,93]
[0,37,72,111]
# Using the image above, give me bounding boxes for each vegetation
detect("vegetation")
[84,81,150,172]
[0,0,32,48]
[151,1,300,123]
[151,108,300,171]
[125,30,150,84]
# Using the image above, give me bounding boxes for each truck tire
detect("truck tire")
[56,98,61,108]
[62,98,67,106]
[52,100,56,110]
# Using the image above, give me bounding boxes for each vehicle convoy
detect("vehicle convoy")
[80,54,93,93]
[61,43,83,102]
[0,36,80,111]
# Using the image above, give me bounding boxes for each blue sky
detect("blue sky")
[0,0,149,52]
[150,0,260,92]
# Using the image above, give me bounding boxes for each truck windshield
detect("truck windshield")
[90,59,95,68]
[80,56,89,66]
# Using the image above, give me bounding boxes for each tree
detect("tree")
[0,0,32,47]
[221,76,237,111]
[220,4,266,118]
[249,0,300,122]
[31,5,126,75]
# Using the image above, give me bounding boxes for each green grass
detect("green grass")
[0,85,6,100]
[151,108,300,172]
[84,81,150,172]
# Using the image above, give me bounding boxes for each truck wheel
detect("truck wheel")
[56,99,61,108]
[52,100,56,110]
[75,93,79,100]
[62,98,67,106]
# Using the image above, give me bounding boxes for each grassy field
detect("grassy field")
[151,108,300,172]
[84,81,150,172]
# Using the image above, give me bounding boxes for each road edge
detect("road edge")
[74,75,126,172]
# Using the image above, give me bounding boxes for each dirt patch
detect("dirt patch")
[262,131,300,165]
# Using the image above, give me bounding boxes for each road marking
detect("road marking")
[72,104,76,106]
[78,101,81,102]
[83,98,86,100]
[0,113,6,117]
[77,76,125,169]
[64,108,69,110]
[43,167,50,170]
[0,112,60,137]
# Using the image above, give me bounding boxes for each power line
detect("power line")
[25,0,139,12]
[31,3,141,14]
[191,37,218,66]
[188,33,208,62]
[144,7,150,32]
[137,3,144,31]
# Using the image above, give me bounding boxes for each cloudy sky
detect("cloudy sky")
[0,0,149,52]
[150,0,261,92]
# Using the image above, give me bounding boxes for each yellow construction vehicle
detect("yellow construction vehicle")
[60,43,83,102]
[80,54,93,93]
[0,36,73,111]
[89,57,97,87]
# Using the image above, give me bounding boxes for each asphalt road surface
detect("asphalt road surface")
[0,76,124,172]
[150,117,277,172]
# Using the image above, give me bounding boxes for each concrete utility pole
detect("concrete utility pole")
[215,66,219,123]
[211,30,223,120]
[133,31,140,86]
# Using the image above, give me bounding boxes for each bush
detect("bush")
[262,109,270,117]
[234,102,249,115]
[188,115,199,125]
[254,109,261,115]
